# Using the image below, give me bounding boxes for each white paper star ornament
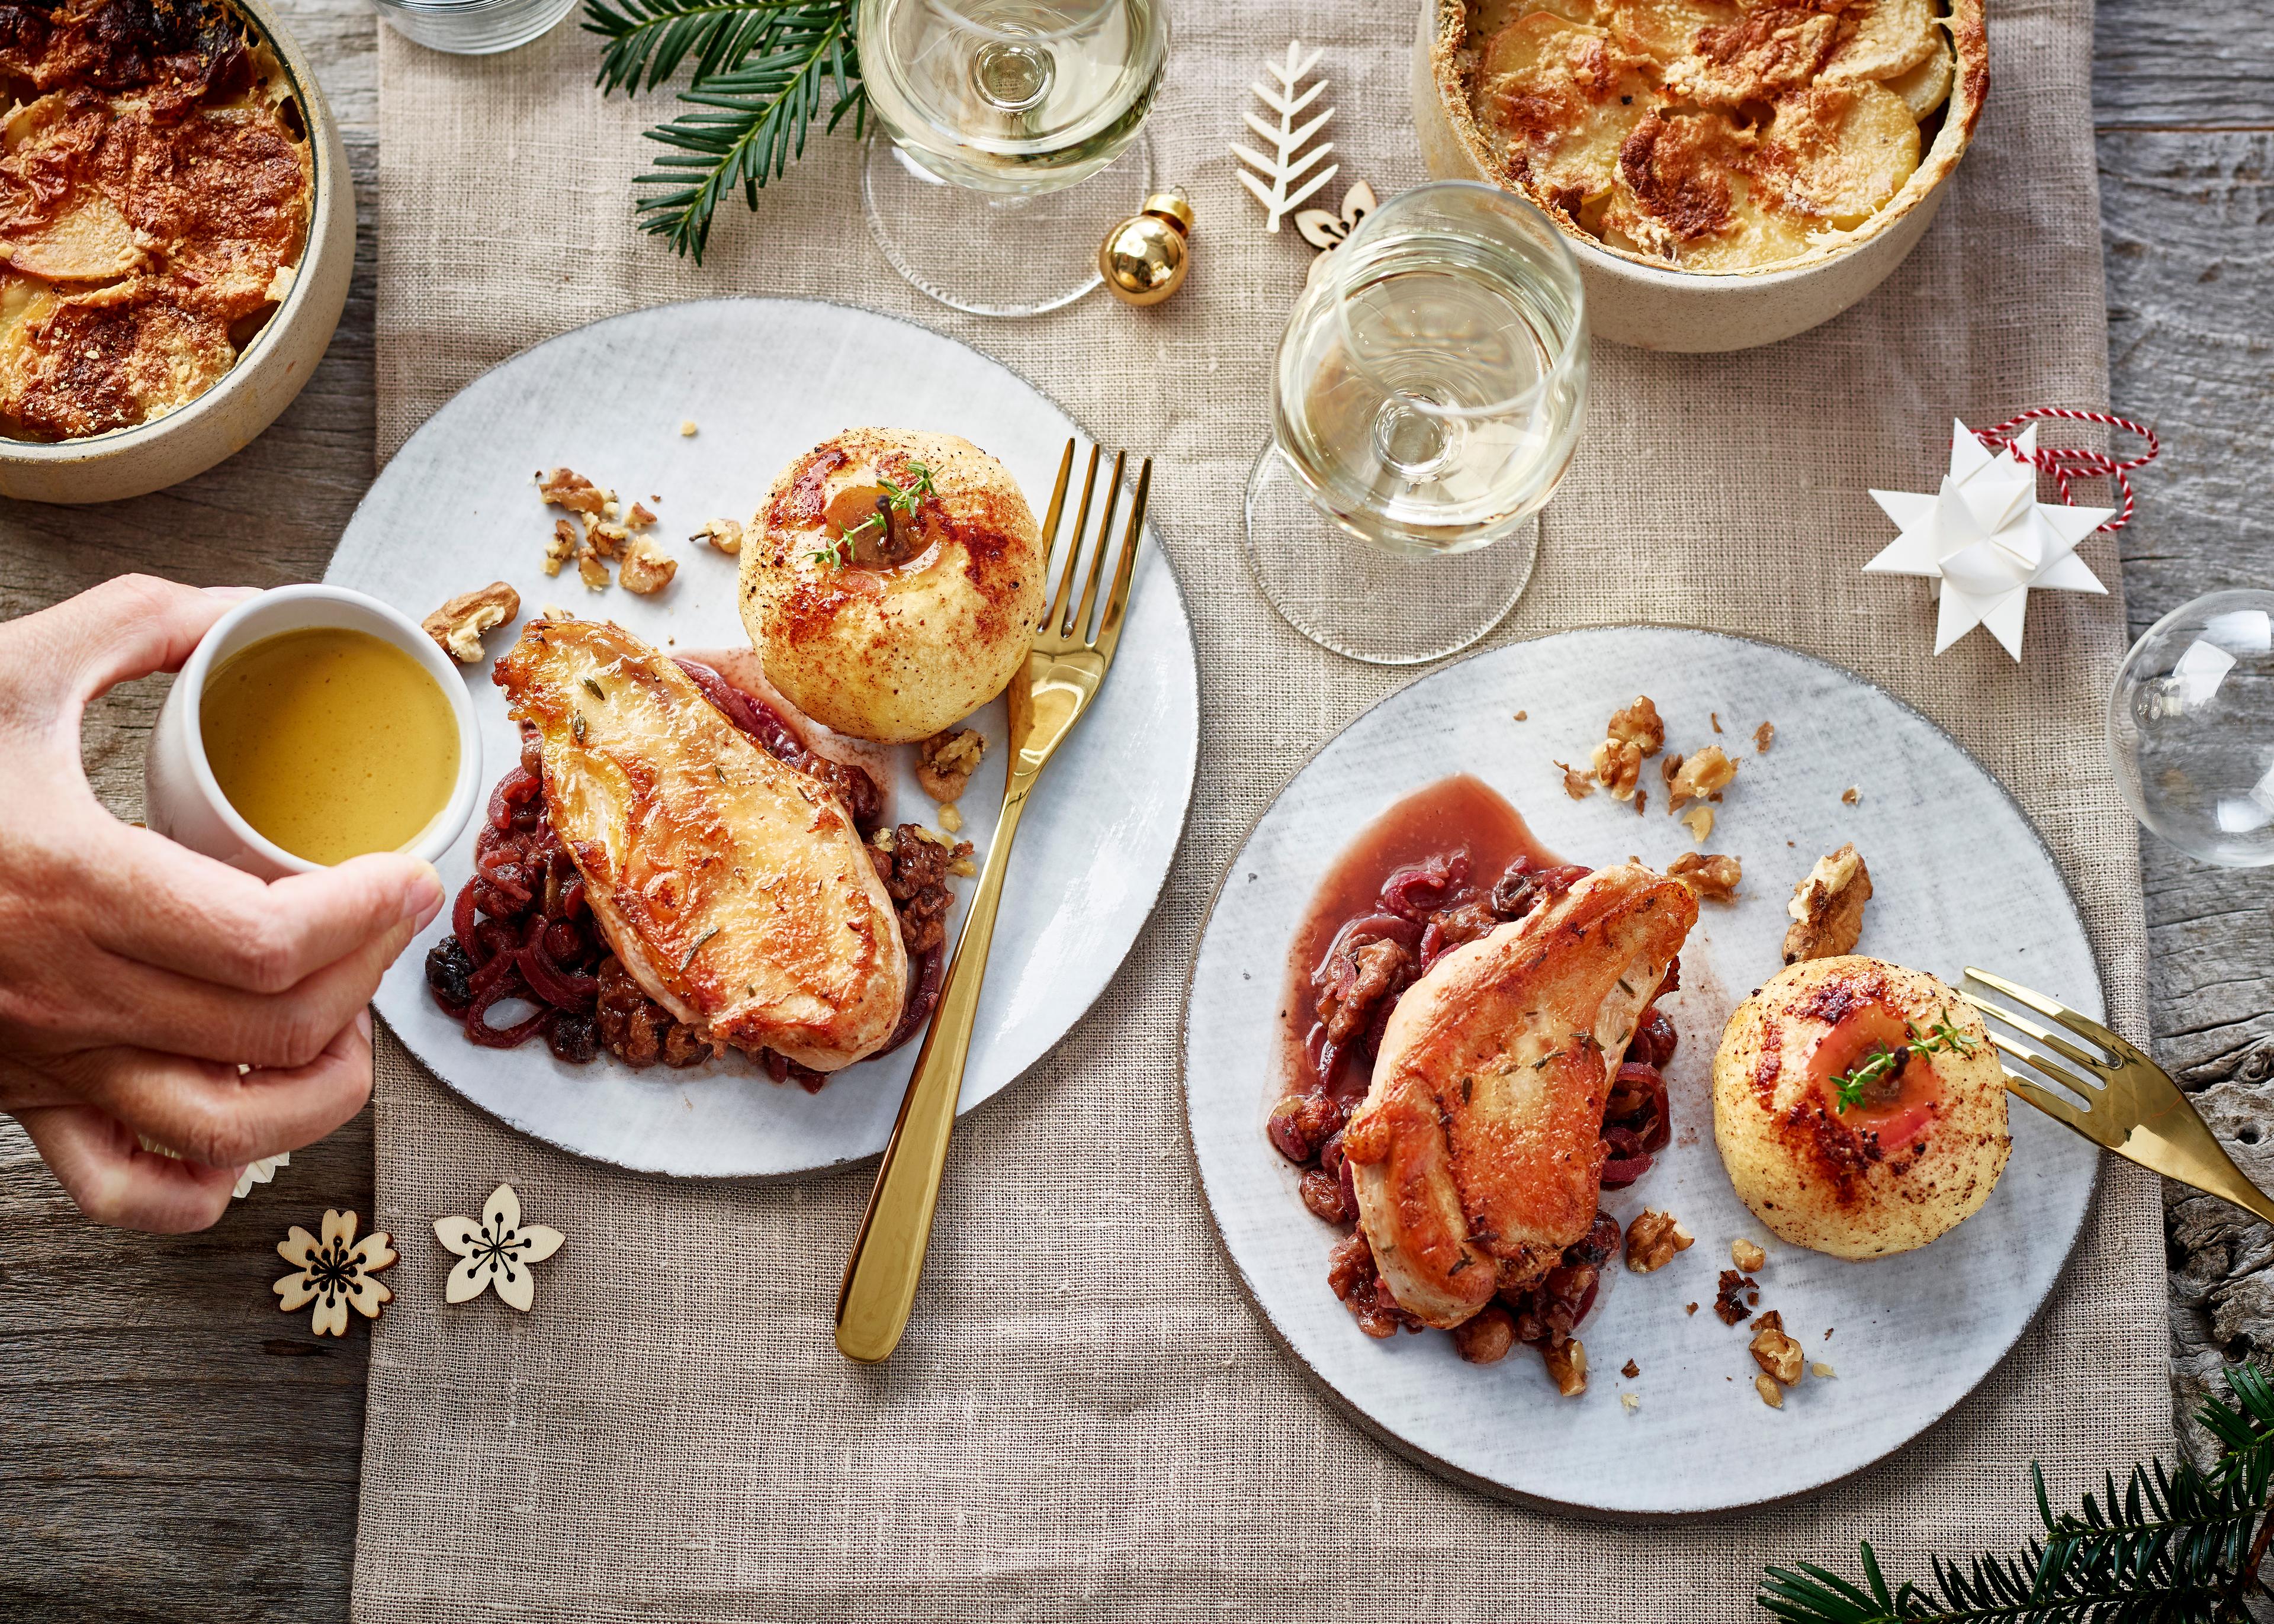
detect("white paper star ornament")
[435,1184,564,1312]
[1863,419,2114,660]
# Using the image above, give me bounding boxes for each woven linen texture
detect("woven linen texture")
[360,0,2167,1616]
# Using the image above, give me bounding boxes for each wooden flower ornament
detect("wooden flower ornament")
[435,1184,564,1313]
[274,1210,397,1337]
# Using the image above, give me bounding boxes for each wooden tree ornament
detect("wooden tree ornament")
[1231,41,1340,232]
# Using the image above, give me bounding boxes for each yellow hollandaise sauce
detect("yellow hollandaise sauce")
[200,626,460,866]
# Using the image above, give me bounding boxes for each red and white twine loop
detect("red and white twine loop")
[1971,407,2160,535]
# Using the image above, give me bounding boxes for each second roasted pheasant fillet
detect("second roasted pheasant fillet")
[1342,863,1697,1329]
[494,618,907,1072]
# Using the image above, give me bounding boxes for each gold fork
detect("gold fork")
[835,440,1152,1363]
[1960,966,2274,1225]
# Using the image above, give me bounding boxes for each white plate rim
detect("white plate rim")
[344,295,1203,1180]
[1177,623,2106,1517]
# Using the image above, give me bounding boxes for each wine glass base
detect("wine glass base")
[862,132,1153,318]
[1242,443,1538,666]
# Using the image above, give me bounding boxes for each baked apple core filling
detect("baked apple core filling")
[1807,1001,1943,1149]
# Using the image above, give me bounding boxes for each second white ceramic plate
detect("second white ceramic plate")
[1183,628,2101,1514]
[335,299,1199,1178]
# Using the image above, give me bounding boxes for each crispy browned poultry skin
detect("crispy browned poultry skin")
[1342,864,1697,1329]
[494,619,907,1072]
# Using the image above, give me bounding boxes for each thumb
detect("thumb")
[13,575,256,713]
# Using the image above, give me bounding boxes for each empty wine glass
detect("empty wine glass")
[1243,181,1588,665]
[856,0,1169,316]
[2109,589,2274,867]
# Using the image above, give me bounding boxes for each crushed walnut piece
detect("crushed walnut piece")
[576,539,609,591]
[1783,842,1873,965]
[1714,1269,1756,1326]
[1668,852,1741,901]
[1812,1361,1836,1379]
[618,537,678,596]
[1681,806,1714,844]
[678,419,698,437]
[1625,1208,1694,1274]
[1685,1303,1699,1316]
[938,803,963,835]
[1556,760,1595,800]
[1607,695,1665,755]
[1755,1372,1785,1409]
[917,728,987,803]
[544,519,579,577]
[1593,737,1643,800]
[1731,1238,1766,1272]
[949,856,977,878]
[628,502,657,529]
[1514,709,1527,721]
[1710,712,1723,734]
[1543,1336,1588,1397]
[1667,745,1737,810]
[1620,1391,1640,1413]
[1842,786,1861,805]
[422,581,521,664]
[1621,1358,1640,1379]
[693,517,744,555]
[1749,1310,1805,1385]
[1754,721,1775,754]
[1660,751,1683,784]
[539,467,610,517]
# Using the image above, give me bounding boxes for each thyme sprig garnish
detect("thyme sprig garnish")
[1760,1363,2274,1623]
[1830,1012,1976,1114]
[806,463,937,571]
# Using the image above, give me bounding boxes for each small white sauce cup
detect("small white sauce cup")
[144,584,483,880]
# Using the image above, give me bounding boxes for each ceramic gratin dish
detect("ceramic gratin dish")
[1412,0,1987,352]
[0,0,354,504]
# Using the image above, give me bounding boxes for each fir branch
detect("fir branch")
[1756,1366,2274,1624]
[583,0,863,262]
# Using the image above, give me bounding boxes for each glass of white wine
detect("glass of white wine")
[1244,181,1589,665]
[856,0,1168,317]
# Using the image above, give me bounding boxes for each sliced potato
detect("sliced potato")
[1473,0,1600,34]
[1,188,141,281]
[1601,0,1737,64]
[1478,12,1657,206]
[1601,111,1817,269]
[1756,81,1920,230]
[1881,38,1954,118]
[1822,0,1938,82]
[1662,4,1839,104]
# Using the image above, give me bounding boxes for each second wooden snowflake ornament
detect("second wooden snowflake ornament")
[435,1184,564,1312]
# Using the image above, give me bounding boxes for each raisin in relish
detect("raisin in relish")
[1267,776,1680,1377]
[423,658,962,1090]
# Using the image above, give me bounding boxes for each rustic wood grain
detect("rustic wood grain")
[0,0,2267,1615]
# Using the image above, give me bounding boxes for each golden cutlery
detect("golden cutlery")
[836,439,1152,1363]
[1960,966,2274,1225]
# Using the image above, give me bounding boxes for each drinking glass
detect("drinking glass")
[1244,181,1589,665]
[856,0,1169,317]
[2109,589,2274,866]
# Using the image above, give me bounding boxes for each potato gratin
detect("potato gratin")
[0,0,313,440]
[1445,0,1983,272]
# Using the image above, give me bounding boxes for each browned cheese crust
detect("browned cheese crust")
[494,618,908,1073]
[1343,863,1697,1329]
[0,0,311,440]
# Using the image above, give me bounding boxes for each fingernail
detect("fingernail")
[402,861,445,930]
[201,586,263,602]
[356,1008,372,1042]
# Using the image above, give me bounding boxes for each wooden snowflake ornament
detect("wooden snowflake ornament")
[435,1184,564,1312]
[1231,42,1338,232]
[274,1210,397,1337]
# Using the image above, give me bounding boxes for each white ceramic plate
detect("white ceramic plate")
[334,299,1199,1178]
[1183,628,2102,1514]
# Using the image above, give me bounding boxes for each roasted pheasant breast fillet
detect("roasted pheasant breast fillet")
[1342,864,1697,1329]
[494,619,907,1072]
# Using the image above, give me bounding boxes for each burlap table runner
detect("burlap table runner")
[359,1,2167,1616]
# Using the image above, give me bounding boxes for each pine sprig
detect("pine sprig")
[583,0,863,262]
[1758,1366,2274,1624]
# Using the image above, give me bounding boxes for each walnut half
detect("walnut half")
[916,728,986,803]
[1749,1310,1805,1386]
[618,536,679,596]
[1668,851,1742,901]
[1624,1208,1694,1273]
[1543,1336,1588,1397]
[422,581,521,664]
[1667,744,1737,810]
[1782,842,1873,964]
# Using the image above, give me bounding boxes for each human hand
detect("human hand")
[0,575,445,1232]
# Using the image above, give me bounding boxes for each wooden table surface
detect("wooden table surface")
[2,3,2269,1615]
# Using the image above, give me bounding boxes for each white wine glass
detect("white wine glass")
[2109,589,2274,867]
[856,0,1169,317]
[1244,181,1589,665]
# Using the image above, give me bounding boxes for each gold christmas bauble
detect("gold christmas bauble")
[1099,192,1193,307]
